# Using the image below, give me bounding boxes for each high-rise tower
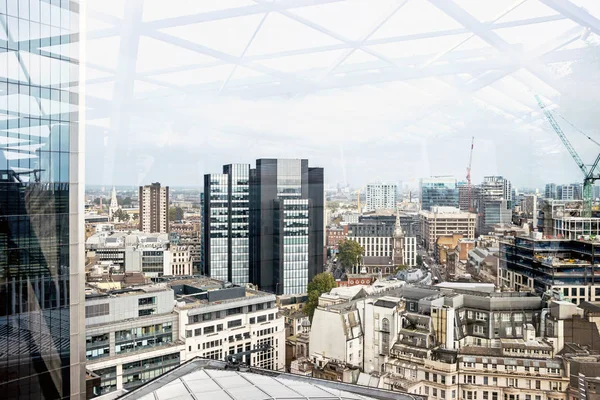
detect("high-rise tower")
[203,164,250,285]
[0,1,85,398]
[139,183,169,233]
[249,159,324,295]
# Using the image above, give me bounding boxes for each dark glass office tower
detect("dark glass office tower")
[203,164,250,285]
[0,1,85,399]
[249,159,324,294]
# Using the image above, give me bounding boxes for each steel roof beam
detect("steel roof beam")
[540,0,600,36]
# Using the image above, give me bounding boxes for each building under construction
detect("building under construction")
[538,199,600,239]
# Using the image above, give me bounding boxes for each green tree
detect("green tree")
[416,254,423,267]
[113,209,129,222]
[169,206,184,222]
[304,272,337,321]
[337,239,364,269]
[394,264,409,273]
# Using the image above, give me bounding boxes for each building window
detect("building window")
[227,307,242,316]
[186,330,192,338]
[138,297,156,306]
[204,326,215,334]
[86,303,110,318]
[228,319,242,328]
[139,308,156,317]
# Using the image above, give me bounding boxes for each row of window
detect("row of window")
[187,302,274,324]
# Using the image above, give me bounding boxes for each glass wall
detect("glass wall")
[420,177,459,211]
[225,164,249,285]
[0,0,81,398]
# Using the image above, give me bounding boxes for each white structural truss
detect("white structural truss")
[79,0,600,183]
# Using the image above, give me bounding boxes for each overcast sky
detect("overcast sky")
[84,0,600,189]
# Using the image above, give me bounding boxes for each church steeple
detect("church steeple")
[109,186,119,221]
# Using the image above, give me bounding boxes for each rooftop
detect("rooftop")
[118,358,422,400]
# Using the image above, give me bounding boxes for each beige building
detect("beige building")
[139,182,169,233]
[308,284,580,400]
[166,245,194,276]
[419,206,476,252]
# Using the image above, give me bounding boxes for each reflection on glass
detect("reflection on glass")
[0,1,80,398]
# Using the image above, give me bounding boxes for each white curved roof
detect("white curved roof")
[137,369,375,400]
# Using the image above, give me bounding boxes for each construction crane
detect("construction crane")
[466,137,474,212]
[354,186,366,213]
[535,95,600,218]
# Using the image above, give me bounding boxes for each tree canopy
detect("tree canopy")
[169,206,184,222]
[416,254,423,267]
[303,272,337,321]
[337,239,364,269]
[113,208,130,222]
[394,264,409,273]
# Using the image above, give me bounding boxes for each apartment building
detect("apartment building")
[139,182,169,233]
[419,207,476,252]
[366,183,398,211]
[309,284,571,400]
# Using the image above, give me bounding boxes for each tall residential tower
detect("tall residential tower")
[365,183,397,211]
[139,182,169,233]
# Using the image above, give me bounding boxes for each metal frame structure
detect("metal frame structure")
[80,0,600,172]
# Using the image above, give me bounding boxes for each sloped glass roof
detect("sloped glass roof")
[122,362,409,400]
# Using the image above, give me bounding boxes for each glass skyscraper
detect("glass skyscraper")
[203,164,250,285]
[0,1,85,398]
[205,160,323,294]
[419,176,459,211]
[250,159,324,295]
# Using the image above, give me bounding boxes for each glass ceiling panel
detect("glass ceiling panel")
[244,12,343,57]
[290,0,400,41]
[452,0,518,23]
[159,14,267,57]
[493,19,581,52]
[368,0,464,39]
[142,0,255,22]
[495,0,560,23]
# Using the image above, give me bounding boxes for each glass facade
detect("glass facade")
[203,165,250,285]
[204,173,229,282]
[0,1,83,399]
[276,199,309,295]
[225,164,249,285]
[420,177,459,211]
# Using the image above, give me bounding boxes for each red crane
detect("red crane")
[466,137,474,212]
